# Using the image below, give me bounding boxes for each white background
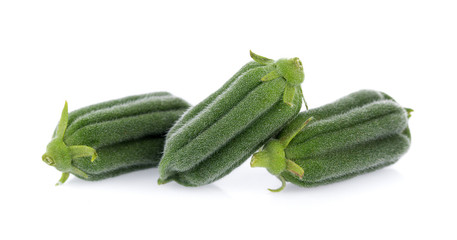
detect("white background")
[1,1,456,239]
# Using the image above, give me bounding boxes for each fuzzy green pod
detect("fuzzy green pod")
[158,51,307,186]
[42,92,190,185]
[251,89,412,192]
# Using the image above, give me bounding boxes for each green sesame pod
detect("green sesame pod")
[42,92,190,185]
[158,51,306,186]
[251,89,412,191]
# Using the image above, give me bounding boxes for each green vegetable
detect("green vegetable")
[251,89,412,192]
[42,92,190,185]
[158,51,307,186]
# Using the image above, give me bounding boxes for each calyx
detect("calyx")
[42,101,97,185]
[249,50,308,109]
[250,117,313,192]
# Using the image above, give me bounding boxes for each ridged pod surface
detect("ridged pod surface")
[251,89,412,191]
[42,92,190,185]
[158,51,307,186]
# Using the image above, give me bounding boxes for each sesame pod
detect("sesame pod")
[42,92,190,185]
[158,51,306,186]
[251,90,412,191]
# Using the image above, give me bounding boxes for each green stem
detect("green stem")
[56,172,70,186]
[298,87,308,110]
[268,176,286,192]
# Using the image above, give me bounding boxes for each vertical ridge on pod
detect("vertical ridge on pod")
[167,61,262,139]
[250,89,412,191]
[173,87,303,186]
[158,52,306,186]
[42,92,190,185]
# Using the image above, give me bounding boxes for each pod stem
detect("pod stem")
[55,167,89,186]
[298,87,308,110]
[268,176,286,192]
[56,172,70,186]
[268,161,303,192]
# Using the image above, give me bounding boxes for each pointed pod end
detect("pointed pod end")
[157,178,171,185]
